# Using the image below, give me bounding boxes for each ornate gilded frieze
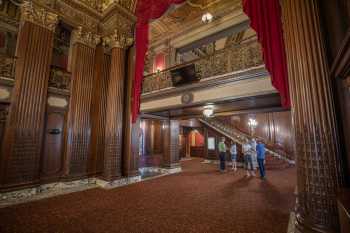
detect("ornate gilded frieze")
[103,29,133,49]
[0,54,16,79]
[49,67,71,90]
[71,26,100,48]
[20,1,58,31]
[142,39,263,93]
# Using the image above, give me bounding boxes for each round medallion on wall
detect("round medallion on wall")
[181,92,194,104]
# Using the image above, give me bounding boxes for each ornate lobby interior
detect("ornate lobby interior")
[0,0,349,233]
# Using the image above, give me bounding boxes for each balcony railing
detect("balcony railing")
[49,66,71,90]
[142,38,263,94]
[0,54,16,80]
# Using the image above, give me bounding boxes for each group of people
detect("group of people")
[218,137,266,179]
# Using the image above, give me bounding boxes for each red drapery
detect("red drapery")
[243,0,290,108]
[132,0,185,123]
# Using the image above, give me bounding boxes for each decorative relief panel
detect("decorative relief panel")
[103,29,133,49]
[71,26,100,48]
[49,67,71,90]
[21,1,58,32]
[142,39,263,93]
[0,54,16,79]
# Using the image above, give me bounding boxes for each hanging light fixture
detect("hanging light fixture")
[203,105,214,118]
[201,12,213,23]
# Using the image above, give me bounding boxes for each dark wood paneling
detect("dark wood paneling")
[123,46,139,177]
[103,47,125,180]
[65,43,95,178]
[1,22,54,188]
[162,119,180,167]
[41,111,65,181]
[89,46,110,176]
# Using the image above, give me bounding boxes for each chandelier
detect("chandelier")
[203,105,214,118]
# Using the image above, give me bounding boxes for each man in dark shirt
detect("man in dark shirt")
[256,140,266,179]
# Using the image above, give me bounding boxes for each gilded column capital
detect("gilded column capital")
[71,26,101,49]
[20,1,58,32]
[103,29,133,50]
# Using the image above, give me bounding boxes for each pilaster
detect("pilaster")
[162,119,180,168]
[65,27,100,178]
[101,29,133,181]
[281,0,345,232]
[0,2,58,188]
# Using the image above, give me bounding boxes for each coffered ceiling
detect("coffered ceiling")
[149,0,243,46]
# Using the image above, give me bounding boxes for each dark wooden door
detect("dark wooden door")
[41,112,64,181]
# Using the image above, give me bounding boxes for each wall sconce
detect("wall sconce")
[201,12,213,23]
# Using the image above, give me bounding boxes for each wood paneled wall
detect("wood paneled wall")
[0,22,54,188]
[65,43,95,178]
[163,119,180,168]
[220,111,294,159]
[89,45,110,176]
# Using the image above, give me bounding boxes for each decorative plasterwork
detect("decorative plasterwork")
[21,1,58,32]
[71,26,101,48]
[103,29,133,49]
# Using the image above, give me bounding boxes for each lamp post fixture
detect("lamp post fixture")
[248,118,258,136]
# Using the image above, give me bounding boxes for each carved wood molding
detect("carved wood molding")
[102,29,133,50]
[21,1,58,31]
[71,26,100,48]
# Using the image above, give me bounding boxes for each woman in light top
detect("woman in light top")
[230,141,237,171]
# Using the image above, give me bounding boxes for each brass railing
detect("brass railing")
[0,54,16,79]
[142,39,263,94]
[49,66,71,90]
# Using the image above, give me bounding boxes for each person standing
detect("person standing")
[218,137,227,172]
[230,141,237,171]
[243,138,255,177]
[251,138,258,169]
[256,140,266,179]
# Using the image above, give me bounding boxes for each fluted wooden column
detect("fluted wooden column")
[123,46,139,177]
[162,119,180,168]
[0,3,57,188]
[102,32,133,181]
[65,28,100,178]
[89,45,110,176]
[282,0,345,232]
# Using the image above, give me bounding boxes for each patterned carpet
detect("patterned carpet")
[0,159,296,233]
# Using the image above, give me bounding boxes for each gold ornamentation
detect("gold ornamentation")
[21,1,58,31]
[71,26,101,48]
[142,39,263,93]
[49,67,71,90]
[0,55,16,79]
[103,29,133,49]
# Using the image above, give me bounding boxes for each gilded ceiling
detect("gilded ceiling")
[149,0,242,43]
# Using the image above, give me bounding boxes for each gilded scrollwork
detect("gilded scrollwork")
[103,29,133,49]
[142,39,264,94]
[20,1,58,31]
[0,55,16,79]
[71,26,100,48]
[49,67,71,90]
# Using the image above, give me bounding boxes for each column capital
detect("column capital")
[71,26,101,49]
[103,29,133,50]
[20,1,58,32]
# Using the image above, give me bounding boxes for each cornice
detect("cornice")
[21,1,58,32]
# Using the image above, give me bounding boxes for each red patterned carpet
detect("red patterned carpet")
[0,159,296,233]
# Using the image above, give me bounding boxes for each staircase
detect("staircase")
[199,117,295,169]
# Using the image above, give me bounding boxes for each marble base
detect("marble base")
[0,178,97,208]
[95,176,142,189]
[287,211,296,233]
[0,167,182,207]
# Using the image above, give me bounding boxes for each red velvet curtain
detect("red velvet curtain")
[132,0,185,123]
[243,0,290,108]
